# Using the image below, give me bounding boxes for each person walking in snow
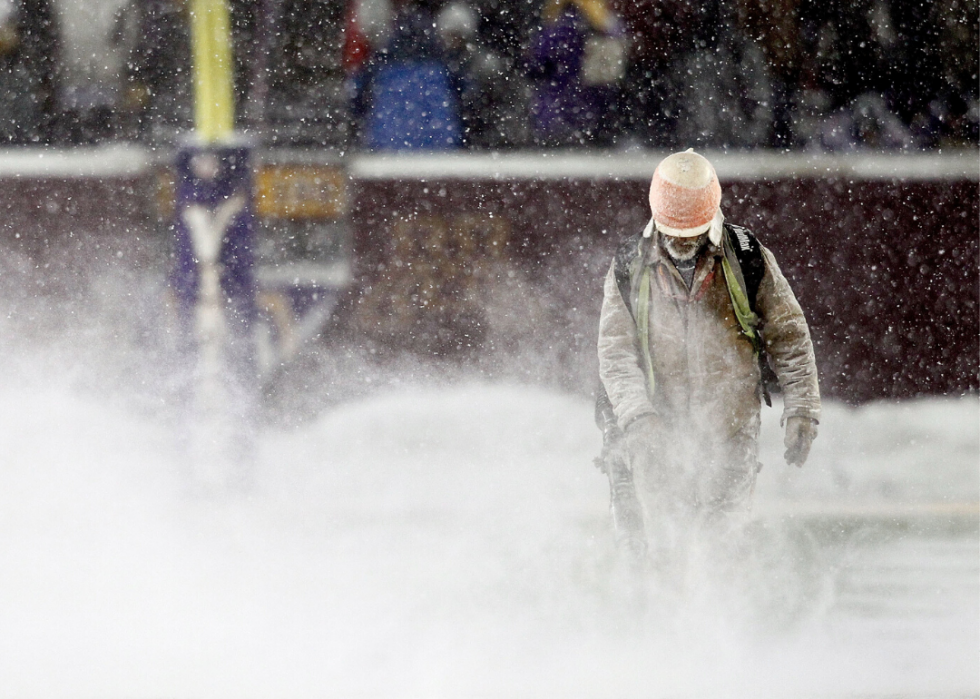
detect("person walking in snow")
[596,149,820,579]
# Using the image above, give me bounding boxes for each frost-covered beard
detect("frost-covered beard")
[662,233,709,261]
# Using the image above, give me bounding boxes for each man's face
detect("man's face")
[662,232,708,261]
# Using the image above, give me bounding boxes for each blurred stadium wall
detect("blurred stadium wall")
[0,147,976,403]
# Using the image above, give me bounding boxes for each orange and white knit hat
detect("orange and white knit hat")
[648,149,722,240]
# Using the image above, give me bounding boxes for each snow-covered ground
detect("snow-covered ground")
[0,365,976,698]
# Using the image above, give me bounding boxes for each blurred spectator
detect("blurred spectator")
[362,2,462,150]
[527,0,625,147]
[849,93,916,150]
[798,0,890,109]
[927,0,978,146]
[227,0,258,120]
[45,0,976,150]
[345,0,394,143]
[57,0,129,144]
[887,0,942,137]
[343,0,394,76]
[112,0,193,142]
[789,86,833,147]
[615,0,704,148]
[470,0,538,64]
[735,0,804,147]
[0,0,58,144]
[112,0,346,146]
[265,0,347,146]
[791,0,930,149]
[811,92,916,151]
[436,1,529,148]
[670,5,774,150]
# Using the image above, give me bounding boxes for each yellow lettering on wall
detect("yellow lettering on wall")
[354,213,513,349]
[255,166,348,220]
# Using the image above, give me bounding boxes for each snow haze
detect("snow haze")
[0,339,976,697]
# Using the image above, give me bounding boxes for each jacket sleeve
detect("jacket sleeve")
[597,260,657,431]
[756,246,821,424]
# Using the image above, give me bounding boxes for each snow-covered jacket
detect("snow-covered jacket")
[597,226,820,438]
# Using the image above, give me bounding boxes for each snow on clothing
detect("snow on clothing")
[597,224,820,520]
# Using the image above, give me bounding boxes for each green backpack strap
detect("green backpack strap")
[613,229,656,398]
[635,264,656,397]
[721,223,777,405]
[720,256,763,352]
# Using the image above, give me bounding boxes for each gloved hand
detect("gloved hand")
[624,413,660,464]
[784,416,818,467]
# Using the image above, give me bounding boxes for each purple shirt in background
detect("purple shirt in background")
[528,8,601,144]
